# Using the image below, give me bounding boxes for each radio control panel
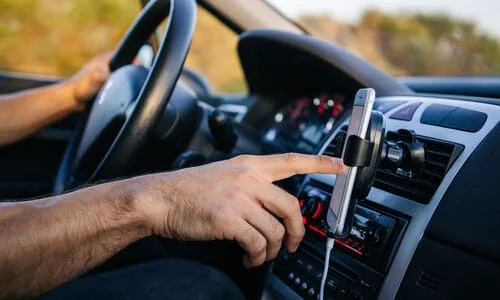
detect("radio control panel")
[271,181,408,299]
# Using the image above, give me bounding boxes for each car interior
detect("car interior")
[0,0,499,299]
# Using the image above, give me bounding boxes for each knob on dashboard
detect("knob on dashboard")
[208,109,238,153]
[300,194,324,219]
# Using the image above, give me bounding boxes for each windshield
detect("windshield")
[266,0,500,76]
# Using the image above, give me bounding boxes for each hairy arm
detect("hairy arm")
[0,53,111,147]
[0,153,343,299]
[0,179,150,299]
[0,83,80,146]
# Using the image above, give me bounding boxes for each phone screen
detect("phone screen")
[327,88,375,237]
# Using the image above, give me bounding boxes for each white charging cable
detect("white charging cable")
[319,237,335,300]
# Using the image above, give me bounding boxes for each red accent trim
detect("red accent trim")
[307,225,364,256]
[302,216,308,224]
[334,239,363,256]
[308,224,326,236]
[299,199,304,207]
[311,202,323,219]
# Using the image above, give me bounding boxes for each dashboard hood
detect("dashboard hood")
[237,29,413,97]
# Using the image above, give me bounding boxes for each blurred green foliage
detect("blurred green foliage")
[300,10,500,76]
[1,1,499,95]
[0,0,139,76]
[0,0,246,93]
[184,7,247,93]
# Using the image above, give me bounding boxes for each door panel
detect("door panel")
[0,71,60,94]
[0,136,67,200]
[0,1,142,201]
[0,71,78,201]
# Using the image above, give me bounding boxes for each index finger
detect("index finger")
[237,153,344,182]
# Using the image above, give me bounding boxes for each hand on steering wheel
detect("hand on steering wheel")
[54,0,197,193]
[65,52,113,110]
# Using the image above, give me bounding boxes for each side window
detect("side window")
[0,0,140,77]
[184,7,247,94]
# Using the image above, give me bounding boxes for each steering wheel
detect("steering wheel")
[53,0,196,193]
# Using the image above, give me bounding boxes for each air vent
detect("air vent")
[221,110,239,120]
[323,142,340,157]
[374,136,463,203]
[322,125,348,157]
[416,269,442,292]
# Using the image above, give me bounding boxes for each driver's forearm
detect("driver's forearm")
[0,82,80,146]
[0,179,150,298]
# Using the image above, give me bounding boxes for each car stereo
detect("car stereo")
[271,180,408,299]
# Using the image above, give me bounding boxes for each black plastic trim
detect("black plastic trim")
[0,71,61,93]
[197,0,243,34]
[399,76,500,99]
[396,237,500,299]
[238,29,413,97]
[343,135,374,167]
[381,93,500,107]
[425,121,500,263]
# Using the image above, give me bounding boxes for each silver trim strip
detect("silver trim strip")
[196,102,248,123]
[217,104,248,123]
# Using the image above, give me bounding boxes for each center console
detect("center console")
[273,180,408,299]
[265,95,500,300]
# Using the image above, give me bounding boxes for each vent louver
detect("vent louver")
[416,269,442,292]
[374,136,463,203]
[322,129,463,203]
[322,125,348,158]
[322,142,340,158]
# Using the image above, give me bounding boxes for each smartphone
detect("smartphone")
[326,88,376,237]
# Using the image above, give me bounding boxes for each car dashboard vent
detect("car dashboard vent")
[323,141,340,157]
[374,135,464,203]
[322,125,348,158]
[321,128,464,204]
[416,269,442,292]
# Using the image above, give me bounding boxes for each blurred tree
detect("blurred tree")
[2,1,499,95]
[0,1,247,93]
[299,9,500,76]
[184,7,246,93]
[0,0,139,76]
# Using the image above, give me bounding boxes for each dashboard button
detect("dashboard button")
[294,277,301,285]
[420,104,458,126]
[288,272,295,280]
[440,107,487,132]
[308,288,315,296]
[373,100,407,113]
[311,269,322,279]
[295,258,306,270]
[327,279,338,290]
[390,102,422,121]
[301,282,308,290]
[305,263,314,273]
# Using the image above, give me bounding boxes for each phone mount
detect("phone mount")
[325,89,386,238]
[324,90,426,238]
[339,110,386,201]
[325,109,385,238]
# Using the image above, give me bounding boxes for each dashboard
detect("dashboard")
[194,29,500,300]
[263,93,350,153]
[260,95,500,300]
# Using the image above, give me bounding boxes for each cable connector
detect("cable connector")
[319,237,335,300]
